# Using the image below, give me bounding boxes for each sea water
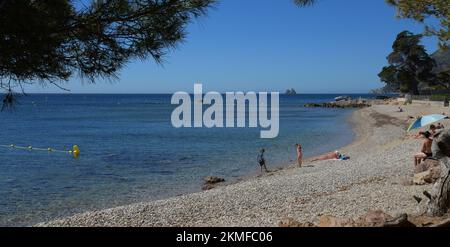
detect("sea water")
[0,94,371,226]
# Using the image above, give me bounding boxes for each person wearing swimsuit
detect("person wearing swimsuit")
[296,144,303,167]
[257,148,268,173]
[414,131,433,167]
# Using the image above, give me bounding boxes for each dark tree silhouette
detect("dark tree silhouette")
[0,0,214,94]
[0,0,319,109]
[378,31,436,95]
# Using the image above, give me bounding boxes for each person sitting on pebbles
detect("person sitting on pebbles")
[414,131,433,167]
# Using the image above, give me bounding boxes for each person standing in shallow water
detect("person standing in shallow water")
[257,148,268,173]
[296,144,303,167]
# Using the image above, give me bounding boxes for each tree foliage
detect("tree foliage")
[294,0,449,48]
[386,0,449,49]
[378,31,437,94]
[0,0,214,93]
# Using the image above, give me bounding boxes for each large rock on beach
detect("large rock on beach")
[425,166,442,184]
[355,210,394,227]
[284,211,415,227]
[278,217,314,227]
[414,171,431,185]
[414,159,440,174]
[318,215,357,227]
[414,159,442,185]
[202,176,225,190]
[427,129,450,216]
[413,169,441,185]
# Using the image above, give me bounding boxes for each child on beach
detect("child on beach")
[295,144,303,167]
[257,148,268,173]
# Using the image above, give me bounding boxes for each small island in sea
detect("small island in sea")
[285,88,297,95]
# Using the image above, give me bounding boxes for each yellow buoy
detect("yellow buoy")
[72,145,80,159]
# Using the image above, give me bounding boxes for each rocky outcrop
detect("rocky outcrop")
[414,167,442,185]
[285,88,297,95]
[304,102,371,108]
[318,215,357,227]
[426,129,450,216]
[414,158,440,174]
[280,210,416,227]
[278,217,314,227]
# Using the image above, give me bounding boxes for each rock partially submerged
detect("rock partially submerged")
[304,101,371,109]
[202,176,225,190]
[204,176,225,184]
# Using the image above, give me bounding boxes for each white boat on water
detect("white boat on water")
[334,96,351,101]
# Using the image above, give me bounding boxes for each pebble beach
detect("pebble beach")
[37,102,450,227]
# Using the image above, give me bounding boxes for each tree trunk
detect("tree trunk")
[410,81,420,95]
[427,130,450,216]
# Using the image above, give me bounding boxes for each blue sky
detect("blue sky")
[27,0,439,94]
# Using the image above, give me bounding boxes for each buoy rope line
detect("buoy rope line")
[0,144,80,158]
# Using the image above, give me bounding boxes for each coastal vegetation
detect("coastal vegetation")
[378,31,437,95]
[376,33,450,95]
[386,0,449,49]
[296,0,449,48]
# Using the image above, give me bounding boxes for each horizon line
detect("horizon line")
[17,92,380,95]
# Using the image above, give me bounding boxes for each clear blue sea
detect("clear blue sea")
[0,94,374,226]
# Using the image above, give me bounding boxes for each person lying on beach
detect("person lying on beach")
[311,151,349,162]
[437,122,445,129]
[257,148,268,173]
[295,144,303,167]
[414,131,433,167]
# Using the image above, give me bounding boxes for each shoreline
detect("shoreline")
[37,102,449,226]
[156,108,359,198]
